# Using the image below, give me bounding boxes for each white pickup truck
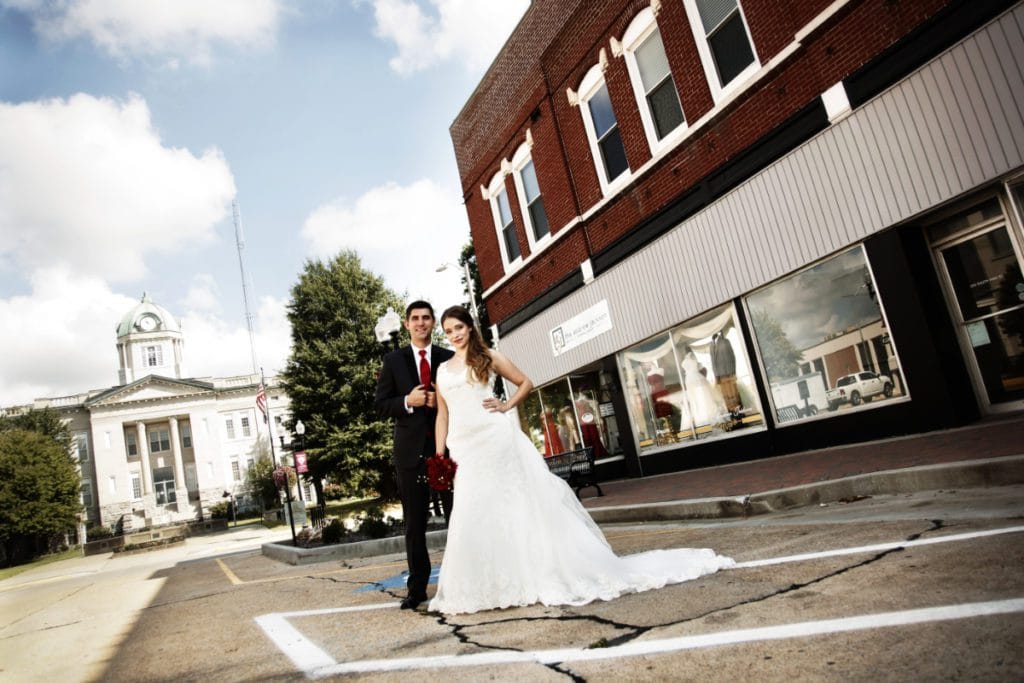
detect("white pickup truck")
[826,371,894,410]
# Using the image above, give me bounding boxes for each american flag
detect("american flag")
[256,383,268,423]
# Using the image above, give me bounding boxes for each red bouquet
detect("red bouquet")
[426,453,457,491]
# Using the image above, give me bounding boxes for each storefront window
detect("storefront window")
[618,304,763,451]
[517,368,624,460]
[745,247,907,423]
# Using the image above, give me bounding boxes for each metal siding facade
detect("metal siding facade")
[501,7,1024,387]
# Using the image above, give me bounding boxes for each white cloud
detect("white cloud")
[4,0,282,65]
[0,267,292,408]
[179,294,291,381]
[0,93,235,283]
[302,178,471,309]
[365,0,528,75]
[179,273,221,313]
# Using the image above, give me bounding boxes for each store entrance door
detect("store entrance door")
[930,195,1024,412]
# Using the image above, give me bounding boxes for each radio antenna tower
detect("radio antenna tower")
[233,200,260,375]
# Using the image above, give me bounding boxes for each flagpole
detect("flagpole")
[261,366,297,546]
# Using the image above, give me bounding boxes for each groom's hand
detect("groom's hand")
[408,384,430,408]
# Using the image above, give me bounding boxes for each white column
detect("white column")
[136,422,153,494]
[169,417,188,506]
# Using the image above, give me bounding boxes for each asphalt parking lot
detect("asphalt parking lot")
[3,484,1022,682]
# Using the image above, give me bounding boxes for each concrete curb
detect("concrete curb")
[587,454,1024,524]
[263,528,448,566]
[262,455,1024,564]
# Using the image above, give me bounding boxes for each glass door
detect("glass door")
[931,197,1024,411]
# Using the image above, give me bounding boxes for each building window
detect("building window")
[618,303,764,452]
[108,475,117,495]
[145,345,163,367]
[623,10,685,148]
[74,431,90,462]
[578,63,629,193]
[125,430,138,457]
[131,472,142,500]
[180,423,192,449]
[744,247,908,425]
[81,479,93,508]
[684,0,758,101]
[496,187,521,262]
[487,169,522,269]
[153,467,176,505]
[231,459,241,482]
[516,368,623,462]
[511,146,550,246]
[240,416,251,438]
[148,428,170,453]
[225,418,236,440]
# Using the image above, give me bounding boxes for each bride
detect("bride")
[428,305,733,615]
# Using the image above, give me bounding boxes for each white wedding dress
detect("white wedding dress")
[428,362,734,615]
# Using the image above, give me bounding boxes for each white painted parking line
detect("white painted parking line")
[732,524,1024,568]
[255,524,1024,678]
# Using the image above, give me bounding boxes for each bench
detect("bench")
[545,446,604,499]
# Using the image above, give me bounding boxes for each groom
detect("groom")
[374,300,454,610]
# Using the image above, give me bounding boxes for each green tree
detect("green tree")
[0,407,73,453]
[751,308,804,381]
[280,251,405,501]
[0,429,82,566]
[458,241,491,346]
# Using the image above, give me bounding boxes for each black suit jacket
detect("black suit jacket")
[375,344,454,470]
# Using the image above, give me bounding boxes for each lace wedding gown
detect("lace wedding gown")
[428,362,734,615]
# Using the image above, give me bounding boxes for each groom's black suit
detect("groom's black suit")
[375,343,454,599]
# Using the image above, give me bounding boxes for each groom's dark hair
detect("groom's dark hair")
[405,300,434,319]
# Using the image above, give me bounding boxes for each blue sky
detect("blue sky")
[0,0,529,406]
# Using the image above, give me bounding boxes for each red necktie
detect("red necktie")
[419,349,430,389]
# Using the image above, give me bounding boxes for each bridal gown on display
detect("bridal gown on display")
[428,362,734,615]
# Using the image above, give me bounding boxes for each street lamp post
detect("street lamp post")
[294,420,306,505]
[436,261,479,321]
[375,306,402,358]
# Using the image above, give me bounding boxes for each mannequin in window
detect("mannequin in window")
[558,406,579,451]
[575,390,608,460]
[680,346,727,428]
[710,331,742,414]
[542,408,564,457]
[646,365,677,438]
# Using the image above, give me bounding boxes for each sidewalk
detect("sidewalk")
[581,414,1024,519]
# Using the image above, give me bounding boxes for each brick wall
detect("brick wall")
[458,0,954,323]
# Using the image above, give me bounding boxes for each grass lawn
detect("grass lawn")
[0,548,82,582]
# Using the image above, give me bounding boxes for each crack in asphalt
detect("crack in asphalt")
[407,519,953,681]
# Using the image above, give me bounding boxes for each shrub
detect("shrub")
[356,509,399,539]
[321,519,345,544]
[208,502,231,519]
[322,482,344,500]
[86,523,115,540]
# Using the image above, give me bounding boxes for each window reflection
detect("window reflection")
[618,304,763,450]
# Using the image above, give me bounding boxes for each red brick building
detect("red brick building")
[450,0,1024,479]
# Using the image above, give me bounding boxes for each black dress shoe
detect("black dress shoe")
[400,594,427,610]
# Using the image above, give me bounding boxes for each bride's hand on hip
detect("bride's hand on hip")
[482,397,506,413]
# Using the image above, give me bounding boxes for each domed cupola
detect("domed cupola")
[116,292,185,384]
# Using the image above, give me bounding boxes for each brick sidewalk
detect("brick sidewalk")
[582,415,1024,509]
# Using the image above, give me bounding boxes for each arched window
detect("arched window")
[487,169,522,269]
[622,8,686,151]
[577,61,630,195]
[684,0,759,103]
[511,142,551,249]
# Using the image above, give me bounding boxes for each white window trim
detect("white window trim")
[510,142,553,253]
[486,169,523,272]
[621,7,688,154]
[74,431,90,462]
[682,0,760,104]
[577,62,632,197]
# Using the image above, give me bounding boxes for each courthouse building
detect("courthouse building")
[2,294,298,531]
[452,0,1024,479]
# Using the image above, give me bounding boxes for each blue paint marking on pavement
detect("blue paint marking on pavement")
[355,565,440,592]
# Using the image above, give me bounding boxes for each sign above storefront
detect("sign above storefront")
[550,300,612,357]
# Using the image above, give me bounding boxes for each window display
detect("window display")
[617,304,763,451]
[517,368,623,461]
[745,247,907,423]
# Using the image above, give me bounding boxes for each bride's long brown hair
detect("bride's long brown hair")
[441,305,492,385]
